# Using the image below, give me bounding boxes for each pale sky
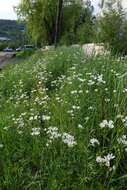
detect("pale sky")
[0,0,127,20]
[0,0,20,20]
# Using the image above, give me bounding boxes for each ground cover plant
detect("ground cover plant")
[0,47,127,189]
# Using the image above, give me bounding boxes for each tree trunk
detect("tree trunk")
[101,0,105,8]
[54,0,63,47]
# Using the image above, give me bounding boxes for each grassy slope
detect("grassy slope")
[0,47,127,189]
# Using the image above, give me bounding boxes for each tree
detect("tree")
[96,0,127,54]
[59,0,94,45]
[16,0,58,46]
[100,0,105,8]
[54,0,63,46]
[16,0,94,46]
[76,0,94,44]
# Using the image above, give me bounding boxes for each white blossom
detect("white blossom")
[96,153,115,167]
[78,124,83,129]
[90,138,100,146]
[31,128,41,136]
[0,144,4,148]
[62,133,77,147]
[42,115,51,121]
[99,120,114,129]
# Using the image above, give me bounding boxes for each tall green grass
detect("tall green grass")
[0,47,127,189]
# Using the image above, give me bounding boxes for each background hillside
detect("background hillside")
[0,19,25,50]
[0,19,24,40]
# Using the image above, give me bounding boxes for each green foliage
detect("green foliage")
[0,47,127,189]
[0,19,24,41]
[0,19,25,49]
[0,42,8,51]
[16,0,57,45]
[62,0,94,44]
[16,0,94,45]
[96,1,127,54]
[16,49,36,58]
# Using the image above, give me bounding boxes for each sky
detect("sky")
[0,0,127,20]
[0,0,101,20]
[0,0,20,20]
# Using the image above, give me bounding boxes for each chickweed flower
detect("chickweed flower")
[96,153,115,167]
[117,135,127,145]
[42,115,50,121]
[78,124,83,129]
[0,144,4,148]
[62,133,77,148]
[90,138,100,146]
[99,120,114,129]
[31,128,41,136]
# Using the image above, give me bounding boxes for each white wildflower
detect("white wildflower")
[88,106,94,110]
[62,133,77,147]
[85,90,89,94]
[42,115,50,121]
[121,116,127,127]
[78,90,83,93]
[85,116,89,121]
[88,80,95,86]
[99,120,114,129]
[78,124,83,129]
[108,120,114,128]
[31,128,41,136]
[117,135,127,145]
[105,98,110,102]
[97,74,105,84]
[71,90,78,94]
[47,127,61,139]
[72,105,80,110]
[96,153,115,167]
[99,120,108,128]
[114,104,119,108]
[123,89,127,93]
[0,144,4,148]
[29,116,34,120]
[90,138,100,146]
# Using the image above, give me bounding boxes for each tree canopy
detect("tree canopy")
[16,0,94,46]
[96,0,127,54]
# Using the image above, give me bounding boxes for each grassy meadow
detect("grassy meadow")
[0,47,127,189]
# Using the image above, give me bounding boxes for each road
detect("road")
[0,52,18,69]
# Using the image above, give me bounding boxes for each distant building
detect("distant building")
[0,37,11,41]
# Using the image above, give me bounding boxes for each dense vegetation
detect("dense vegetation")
[0,47,127,189]
[0,0,127,189]
[16,0,94,46]
[96,1,127,54]
[0,19,24,40]
[16,0,127,54]
[0,19,25,50]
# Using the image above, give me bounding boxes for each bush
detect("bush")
[16,49,36,58]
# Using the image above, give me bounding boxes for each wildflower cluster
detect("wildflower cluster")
[99,120,114,129]
[0,48,127,189]
[96,153,115,167]
[45,127,77,148]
